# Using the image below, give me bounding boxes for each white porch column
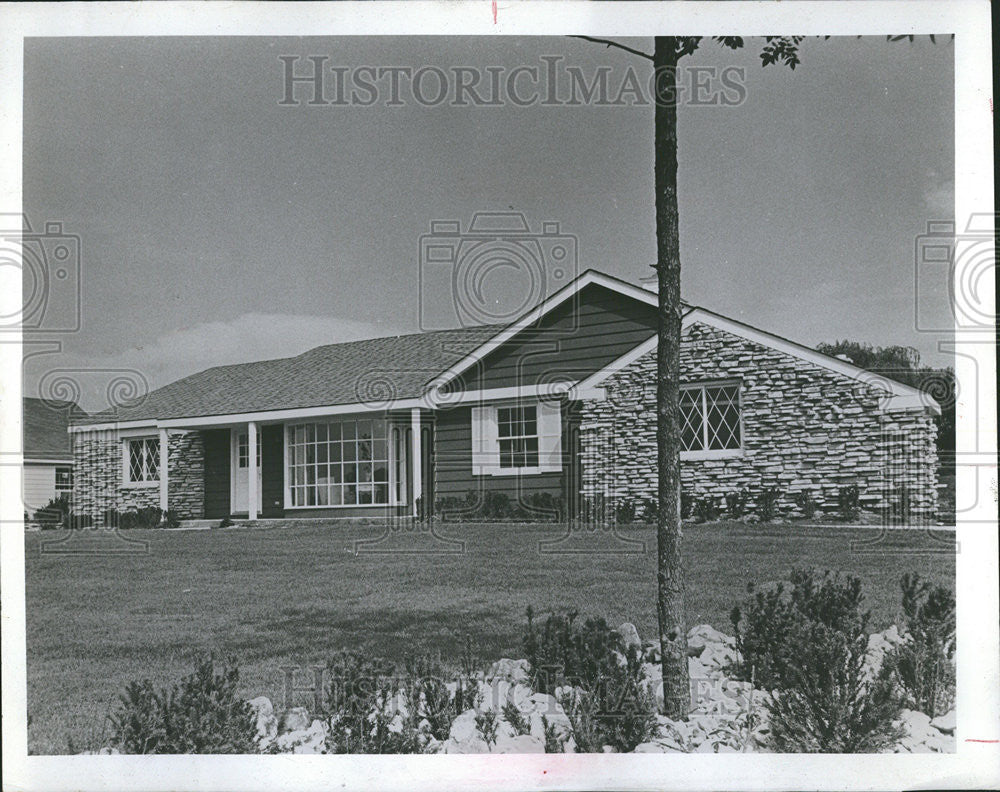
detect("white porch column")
[158,427,169,512]
[410,408,421,517]
[247,421,258,521]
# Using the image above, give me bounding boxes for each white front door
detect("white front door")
[231,429,262,514]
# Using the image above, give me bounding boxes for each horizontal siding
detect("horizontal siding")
[23,463,56,512]
[433,405,564,504]
[202,429,230,519]
[260,424,284,518]
[456,284,658,391]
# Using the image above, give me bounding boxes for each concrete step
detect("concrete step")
[175,519,218,530]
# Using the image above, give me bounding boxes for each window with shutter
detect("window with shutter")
[470,401,562,475]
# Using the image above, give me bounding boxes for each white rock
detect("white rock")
[634,741,671,753]
[249,696,278,744]
[528,692,561,716]
[687,624,735,651]
[527,699,573,740]
[493,733,545,753]
[617,622,642,650]
[480,679,513,712]
[900,709,933,736]
[441,736,491,754]
[883,624,904,645]
[688,656,708,682]
[283,706,310,733]
[448,709,479,743]
[930,710,956,735]
[486,658,531,686]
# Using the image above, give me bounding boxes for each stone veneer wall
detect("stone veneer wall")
[72,430,205,521]
[168,432,205,519]
[578,322,938,516]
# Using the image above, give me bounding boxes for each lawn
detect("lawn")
[24,520,954,754]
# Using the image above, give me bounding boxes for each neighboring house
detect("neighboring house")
[68,270,941,523]
[23,397,80,513]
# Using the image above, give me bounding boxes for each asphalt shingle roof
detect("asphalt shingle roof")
[23,398,82,459]
[74,326,500,425]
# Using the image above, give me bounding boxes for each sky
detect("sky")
[22,36,954,411]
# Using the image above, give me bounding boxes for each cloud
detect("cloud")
[923,171,954,217]
[25,313,404,412]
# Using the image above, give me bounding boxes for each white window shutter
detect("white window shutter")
[470,406,498,475]
[536,400,563,473]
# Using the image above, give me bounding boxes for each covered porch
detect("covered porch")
[157,407,432,521]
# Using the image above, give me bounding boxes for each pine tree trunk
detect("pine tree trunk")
[653,36,689,719]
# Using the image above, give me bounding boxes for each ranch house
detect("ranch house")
[67,270,940,523]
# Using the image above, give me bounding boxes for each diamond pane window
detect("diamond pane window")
[679,388,705,451]
[497,405,540,469]
[126,437,160,482]
[679,383,742,452]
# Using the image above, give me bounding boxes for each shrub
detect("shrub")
[693,496,718,523]
[725,489,750,519]
[33,495,71,529]
[324,652,421,754]
[615,499,636,525]
[481,491,512,519]
[793,490,818,519]
[730,569,903,753]
[541,714,567,753]
[639,497,658,523]
[880,574,955,718]
[524,491,564,521]
[756,487,781,522]
[501,701,531,736]
[112,506,169,530]
[524,608,656,753]
[523,608,620,694]
[474,709,499,747]
[680,491,695,519]
[162,510,181,530]
[109,658,257,754]
[218,517,234,528]
[404,646,479,743]
[838,485,861,522]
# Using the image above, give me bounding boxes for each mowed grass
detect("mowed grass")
[24,520,954,754]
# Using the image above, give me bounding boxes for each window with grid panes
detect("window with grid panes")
[497,405,539,469]
[287,419,389,506]
[679,383,742,452]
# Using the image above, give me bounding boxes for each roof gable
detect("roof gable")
[574,306,940,414]
[23,398,81,459]
[433,270,661,390]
